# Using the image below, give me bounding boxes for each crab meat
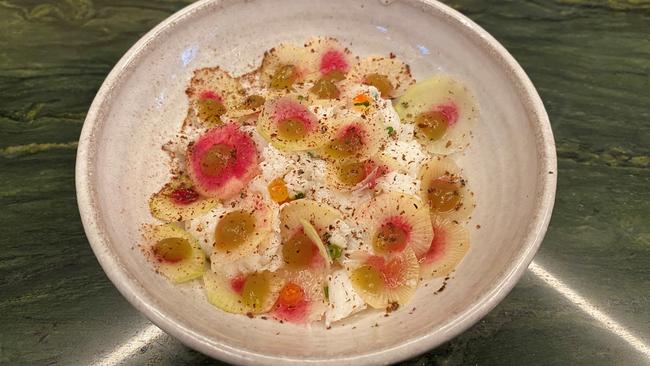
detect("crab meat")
[186,123,260,199]
[395,75,478,154]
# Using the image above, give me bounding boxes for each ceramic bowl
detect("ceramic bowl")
[76,0,557,364]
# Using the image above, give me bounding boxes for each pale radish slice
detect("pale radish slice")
[279,200,342,271]
[204,270,283,314]
[345,248,419,308]
[148,175,219,222]
[301,219,332,271]
[303,37,355,99]
[349,55,415,99]
[260,41,315,92]
[319,108,386,162]
[325,158,391,191]
[394,75,478,154]
[355,192,433,258]
[209,193,274,265]
[186,123,260,199]
[257,95,333,152]
[419,217,470,278]
[272,269,328,323]
[142,224,206,283]
[185,67,245,126]
[419,156,475,223]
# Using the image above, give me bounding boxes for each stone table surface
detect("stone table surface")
[1,0,649,365]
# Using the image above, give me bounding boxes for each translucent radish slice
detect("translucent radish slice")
[279,200,342,270]
[149,175,219,222]
[394,75,478,154]
[272,269,327,323]
[260,42,315,92]
[355,192,433,258]
[420,217,470,278]
[209,193,274,265]
[349,55,415,99]
[326,159,390,191]
[142,223,206,283]
[304,37,355,99]
[204,270,283,314]
[319,109,385,162]
[186,123,260,199]
[257,95,332,152]
[345,248,419,308]
[419,156,475,222]
[186,67,245,126]
[301,219,332,271]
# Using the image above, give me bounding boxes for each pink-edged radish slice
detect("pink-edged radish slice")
[186,123,260,199]
[419,217,470,278]
[349,55,415,99]
[395,75,478,154]
[185,67,245,126]
[257,95,332,151]
[320,108,386,162]
[355,192,433,258]
[204,270,283,314]
[279,200,342,270]
[345,248,419,309]
[148,175,219,222]
[304,37,355,99]
[260,42,315,91]
[209,192,274,264]
[326,158,391,191]
[272,269,327,323]
[142,224,206,283]
[419,156,475,223]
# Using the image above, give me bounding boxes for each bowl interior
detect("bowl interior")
[78,0,555,364]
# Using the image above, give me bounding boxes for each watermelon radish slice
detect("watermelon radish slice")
[204,270,283,314]
[260,42,315,92]
[320,108,386,162]
[148,175,219,222]
[186,123,260,199]
[355,192,433,258]
[304,37,354,99]
[279,200,342,270]
[142,224,206,283]
[419,216,470,278]
[349,55,415,99]
[272,269,327,323]
[185,67,245,126]
[326,158,390,191]
[419,156,475,223]
[257,95,331,151]
[395,75,478,154]
[345,248,419,309]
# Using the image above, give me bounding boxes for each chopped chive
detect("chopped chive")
[324,286,329,299]
[327,244,342,260]
[386,126,396,136]
[293,192,305,200]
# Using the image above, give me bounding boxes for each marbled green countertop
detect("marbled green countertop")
[1,0,649,365]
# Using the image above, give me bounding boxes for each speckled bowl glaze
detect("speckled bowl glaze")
[76,0,557,364]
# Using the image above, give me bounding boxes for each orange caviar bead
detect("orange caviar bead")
[268,178,289,203]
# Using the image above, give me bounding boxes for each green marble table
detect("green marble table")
[1,0,649,365]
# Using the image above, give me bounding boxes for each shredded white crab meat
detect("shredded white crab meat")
[325,269,366,326]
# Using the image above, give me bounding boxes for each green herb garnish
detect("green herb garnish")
[327,244,342,260]
[324,286,329,299]
[386,126,396,136]
[293,192,306,200]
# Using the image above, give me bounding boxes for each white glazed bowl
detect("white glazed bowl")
[76,0,556,364]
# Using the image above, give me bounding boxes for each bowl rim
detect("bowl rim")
[75,0,557,364]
